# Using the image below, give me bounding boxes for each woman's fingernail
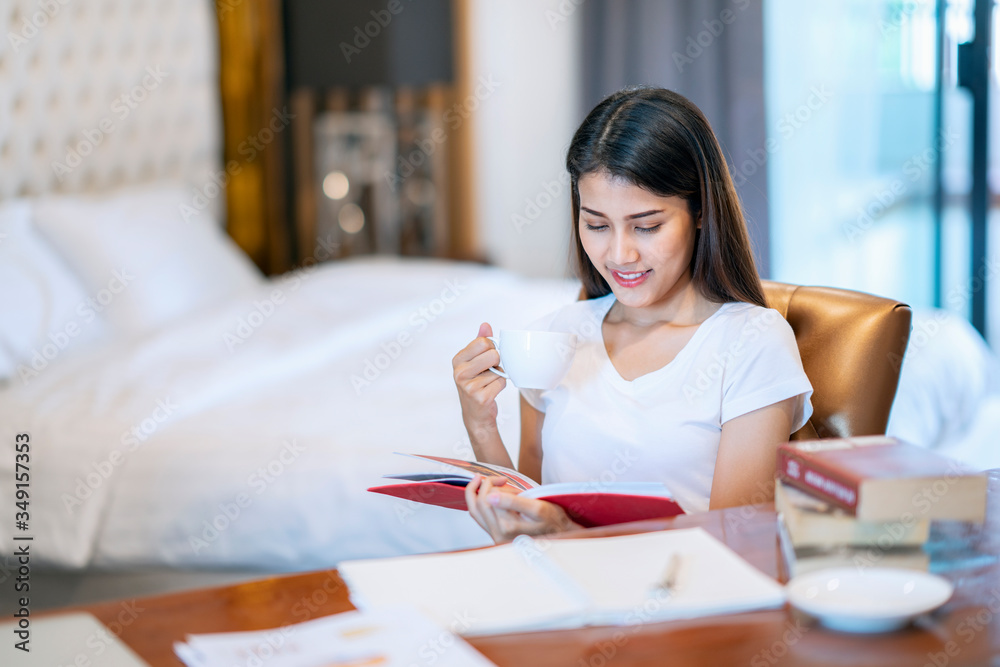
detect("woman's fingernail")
[488,493,500,506]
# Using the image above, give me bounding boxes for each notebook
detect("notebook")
[338,527,786,636]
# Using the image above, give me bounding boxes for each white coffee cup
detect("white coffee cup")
[487,330,577,389]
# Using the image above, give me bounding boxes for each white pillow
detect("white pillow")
[887,308,997,449]
[0,200,110,383]
[33,184,263,335]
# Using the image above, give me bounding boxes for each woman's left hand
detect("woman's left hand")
[465,474,582,544]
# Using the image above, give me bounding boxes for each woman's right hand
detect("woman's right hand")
[465,474,581,544]
[452,322,506,433]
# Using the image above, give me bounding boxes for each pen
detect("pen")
[652,552,683,597]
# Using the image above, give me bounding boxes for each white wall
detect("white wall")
[466,0,581,279]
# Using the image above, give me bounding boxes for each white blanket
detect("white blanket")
[0,258,580,570]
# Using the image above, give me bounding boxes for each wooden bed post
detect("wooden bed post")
[447,0,481,262]
[217,0,290,275]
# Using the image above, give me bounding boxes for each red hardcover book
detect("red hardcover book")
[368,454,684,528]
[777,436,987,522]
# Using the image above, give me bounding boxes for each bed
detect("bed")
[0,0,583,593]
[0,202,579,571]
[885,307,1000,470]
[2,0,998,607]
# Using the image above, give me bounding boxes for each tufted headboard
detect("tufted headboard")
[0,0,222,200]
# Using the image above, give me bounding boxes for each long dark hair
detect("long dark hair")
[567,86,765,307]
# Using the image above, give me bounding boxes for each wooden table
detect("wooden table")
[57,471,1000,666]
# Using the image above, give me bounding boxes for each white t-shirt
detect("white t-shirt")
[520,294,814,513]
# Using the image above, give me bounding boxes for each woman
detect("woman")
[452,87,813,544]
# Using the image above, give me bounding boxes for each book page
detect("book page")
[397,453,538,490]
[521,481,674,499]
[339,541,587,636]
[383,472,473,484]
[541,529,785,625]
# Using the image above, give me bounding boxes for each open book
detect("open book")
[338,528,786,636]
[368,453,685,527]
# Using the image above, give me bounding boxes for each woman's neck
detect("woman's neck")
[606,280,719,329]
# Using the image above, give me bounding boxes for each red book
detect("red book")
[777,436,987,522]
[368,454,684,528]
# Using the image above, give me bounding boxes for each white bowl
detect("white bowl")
[787,567,954,633]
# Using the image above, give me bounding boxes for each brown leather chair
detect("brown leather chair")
[763,281,912,440]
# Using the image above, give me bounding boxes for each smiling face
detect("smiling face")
[577,171,700,312]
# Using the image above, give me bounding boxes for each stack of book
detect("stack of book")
[774,436,988,577]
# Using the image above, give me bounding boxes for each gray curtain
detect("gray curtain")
[581,0,770,276]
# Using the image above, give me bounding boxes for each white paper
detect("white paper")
[341,541,587,635]
[174,606,495,667]
[0,612,149,666]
